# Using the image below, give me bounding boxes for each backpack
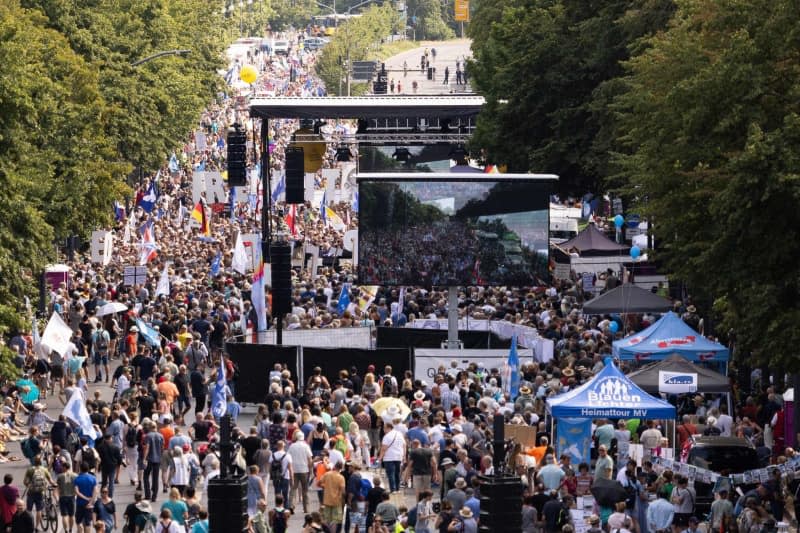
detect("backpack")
[53,455,65,475]
[272,508,288,530]
[271,452,285,484]
[556,505,570,529]
[80,446,97,471]
[21,438,34,460]
[624,480,638,509]
[31,467,47,493]
[126,425,139,448]
[359,478,372,500]
[95,331,109,353]
[66,432,80,455]
[381,375,394,397]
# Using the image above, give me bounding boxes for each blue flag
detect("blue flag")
[134,318,160,348]
[169,153,180,173]
[352,190,359,213]
[337,284,351,315]
[211,356,227,419]
[271,172,285,203]
[503,334,520,398]
[114,201,126,222]
[139,180,157,213]
[210,252,222,277]
[557,418,592,465]
[320,192,327,224]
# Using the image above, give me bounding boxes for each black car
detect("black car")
[686,436,761,514]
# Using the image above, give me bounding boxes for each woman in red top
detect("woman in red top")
[126,327,138,358]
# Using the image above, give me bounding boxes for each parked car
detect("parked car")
[685,436,761,514]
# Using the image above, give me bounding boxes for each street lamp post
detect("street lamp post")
[130,49,191,67]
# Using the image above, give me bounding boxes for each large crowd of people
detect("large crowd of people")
[0,22,792,533]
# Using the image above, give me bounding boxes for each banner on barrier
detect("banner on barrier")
[413,348,533,382]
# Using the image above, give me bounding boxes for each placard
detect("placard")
[123,265,148,286]
[504,424,537,447]
[658,371,698,394]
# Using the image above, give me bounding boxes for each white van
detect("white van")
[272,40,290,55]
[549,217,579,244]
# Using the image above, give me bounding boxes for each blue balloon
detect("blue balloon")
[630,245,641,259]
[613,214,624,228]
[609,321,619,333]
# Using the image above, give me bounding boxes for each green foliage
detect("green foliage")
[613,0,800,369]
[316,4,400,95]
[0,0,226,346]
[411,0,455,40]
[468,0,673,192]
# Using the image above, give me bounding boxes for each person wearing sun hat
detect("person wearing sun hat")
[447,505,478,532]
[514,385,535,412]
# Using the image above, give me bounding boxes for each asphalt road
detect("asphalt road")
[381,39,473,95]
[5,375,417,531]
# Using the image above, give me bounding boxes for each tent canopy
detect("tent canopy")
[560,223,630,257]
[626,354,730,394]
[547,362,676,419]
[583,284,672,314]
[612,312,730,362]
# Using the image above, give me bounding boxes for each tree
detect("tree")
[409,0,455,41]
[315,4,399,95]
[613,0,800,369]
[468,0,673,193]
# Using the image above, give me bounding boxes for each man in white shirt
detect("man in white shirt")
[287,431,313,513]
[378,422,406,493]
[713,406,734,437]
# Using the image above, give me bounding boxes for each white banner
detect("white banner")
[304,173,316,203]
[192,171,227,204]
[322,168,340,202]
[40,312,75,357]
[90,230,113,266]
[406,319,539,349]
[658,371,698,394]
[413,348,533,382]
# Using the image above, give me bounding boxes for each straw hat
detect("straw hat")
[459,507,474,519]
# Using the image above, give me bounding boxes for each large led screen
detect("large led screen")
[358,177,551,286]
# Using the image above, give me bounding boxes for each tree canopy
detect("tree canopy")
[613,0,800,369]
[0,0,225,346]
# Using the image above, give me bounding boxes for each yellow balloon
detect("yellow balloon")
[240,65,258,84]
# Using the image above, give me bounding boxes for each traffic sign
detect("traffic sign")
[352,61,377,81]
[454,0,469,21]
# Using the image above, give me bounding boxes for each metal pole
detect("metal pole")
[219,414,233,478]
[346,51,351,96]
[261,119,271,263]
[447,286,459,349]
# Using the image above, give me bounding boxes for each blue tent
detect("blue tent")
[547,362,676,419]
[612,312,729,362]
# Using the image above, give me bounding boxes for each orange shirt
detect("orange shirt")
[157,381,179,404]
[320,471,345,507]
[526,445,548,465]
[159,427,175,450]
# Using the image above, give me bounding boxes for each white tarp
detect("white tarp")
[414,348,533,382]
[405,319,539,349]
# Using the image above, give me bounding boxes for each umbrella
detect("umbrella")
[590,478,628,507]
[371,397,411,423]
[96,302,128,317]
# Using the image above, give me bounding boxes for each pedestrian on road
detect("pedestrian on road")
[443,66,450,85]
[431,48,437,62]
[141,419,164,502]
[403,60,408,77]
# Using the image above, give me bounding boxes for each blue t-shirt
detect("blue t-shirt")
[74,473,97,506]
[406,427,430,447]
[161,499,189,524]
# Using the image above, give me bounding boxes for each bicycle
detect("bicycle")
[40,485,59,532]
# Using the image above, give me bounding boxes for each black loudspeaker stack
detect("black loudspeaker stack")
[475,415,523,532]
[227,126,247,187]
[284,147,305,203]
[207,477,248,532]
[477,474,524,533]
[270,241,292,315]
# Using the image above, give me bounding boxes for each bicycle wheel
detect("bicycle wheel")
[45,497,59,532]
[40,499,50,531]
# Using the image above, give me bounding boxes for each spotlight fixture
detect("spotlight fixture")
[392,147,412,162]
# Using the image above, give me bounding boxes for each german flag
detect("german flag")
[191,201,210,236]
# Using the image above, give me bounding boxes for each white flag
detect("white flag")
[155,265,170,298]
[231,232,249,275]
[63,392,100,440]
[40,312,74,356]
